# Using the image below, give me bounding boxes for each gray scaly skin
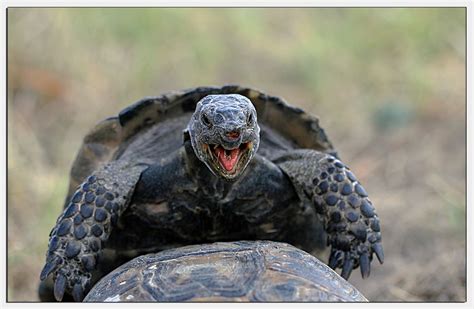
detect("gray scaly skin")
[40,94,383,301]
[274,151,384,279]
[40,161,147,301]
[188,94,259,180]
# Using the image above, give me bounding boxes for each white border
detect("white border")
[1,1,472,309]
[466,1,472,307]
[1,0,473,7]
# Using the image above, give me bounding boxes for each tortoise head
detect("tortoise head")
[187,94,260,180]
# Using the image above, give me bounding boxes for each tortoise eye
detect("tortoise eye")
[247,113,253,126]
[201,114,212,127]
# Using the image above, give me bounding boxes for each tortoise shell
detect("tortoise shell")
[66,85,336,205]
[83,241,367,302]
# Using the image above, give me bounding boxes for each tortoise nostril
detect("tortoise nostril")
[226,131,240,139]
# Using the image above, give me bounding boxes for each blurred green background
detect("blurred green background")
[7,8,466,301]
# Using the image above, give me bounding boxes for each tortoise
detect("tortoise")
[83,240,368,302]
[39,85,384,302]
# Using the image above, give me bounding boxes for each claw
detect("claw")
[54,273,67,301]
[82,276,91,292]
[341,254,354,279]
[329,249,343,269]
[72,283,84,302]
[372,243,384,264]
[40,258,58,281]
[359,252,370,279]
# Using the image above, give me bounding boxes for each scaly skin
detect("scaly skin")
[40,161,147,301]
[187,94,260,180]
[275,150,384,279]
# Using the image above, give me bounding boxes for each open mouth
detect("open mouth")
[204,142,253,177]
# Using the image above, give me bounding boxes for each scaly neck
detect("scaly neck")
[183,140,234,199]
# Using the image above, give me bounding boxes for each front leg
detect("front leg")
[40,161,147,301]
[275,150,384,279]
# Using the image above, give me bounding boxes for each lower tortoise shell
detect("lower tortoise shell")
[84,241,367,302]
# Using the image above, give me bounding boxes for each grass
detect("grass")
[7,7,466,301]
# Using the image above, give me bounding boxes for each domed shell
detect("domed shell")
[84,241,367,302]
[65,85,336,204]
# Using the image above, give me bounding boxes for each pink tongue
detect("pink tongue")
[216,147,240,171]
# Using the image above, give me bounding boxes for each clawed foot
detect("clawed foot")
[40,174,109,301]
[41,251,93,301]
[40,223,98,301]
[328,238,384,279]
[310,155,384,279]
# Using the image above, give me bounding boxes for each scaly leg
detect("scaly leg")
[39,161,147,301]
[275,150,384,279]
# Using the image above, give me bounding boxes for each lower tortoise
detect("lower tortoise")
[39,85,384,302]
[84,241,368,302]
